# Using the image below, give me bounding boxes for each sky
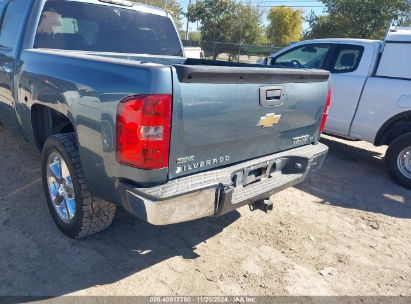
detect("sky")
[178,0,326,32]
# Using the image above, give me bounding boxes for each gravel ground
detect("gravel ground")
[0,124,410,297]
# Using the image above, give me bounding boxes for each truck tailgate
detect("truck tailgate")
[169,65,329,179]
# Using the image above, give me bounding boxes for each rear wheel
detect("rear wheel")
[42,133,116,238]
[385,133,411,189]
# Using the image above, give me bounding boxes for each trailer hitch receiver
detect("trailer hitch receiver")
[249,199,273,213]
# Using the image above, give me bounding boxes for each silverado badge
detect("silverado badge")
[257,113,281,128]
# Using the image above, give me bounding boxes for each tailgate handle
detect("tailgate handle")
[266,89,282,100]
[260,86,284,106]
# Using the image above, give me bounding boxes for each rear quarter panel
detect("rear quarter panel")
[18,49,173,203]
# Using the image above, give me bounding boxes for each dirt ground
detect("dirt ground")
[0,124,410,297]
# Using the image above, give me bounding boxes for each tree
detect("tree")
[187,0,264,44]
[232,3,265,45]
[306,0,411,39]
[189,31,202,41]
[187,0,265,59]
[304,12,337,39]
[187,0,238,43]
[132,0,183,30]
[267,7,303,46]
[401,12,411,25]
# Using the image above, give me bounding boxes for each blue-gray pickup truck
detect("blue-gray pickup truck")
[0,0,330,238]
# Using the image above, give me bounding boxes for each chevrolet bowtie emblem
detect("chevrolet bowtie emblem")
[257,113,282,128]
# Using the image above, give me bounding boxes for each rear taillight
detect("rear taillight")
[116,94,172,169]
[319,87,332,134]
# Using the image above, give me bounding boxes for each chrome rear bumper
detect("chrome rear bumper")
[119,143,328,225]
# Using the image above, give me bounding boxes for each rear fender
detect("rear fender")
[374,110,411,146]
[19,49,173,204]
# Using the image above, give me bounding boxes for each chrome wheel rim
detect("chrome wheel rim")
[47,151,76,223]
[397,146,411,179]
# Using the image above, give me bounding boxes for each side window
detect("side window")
[377,42,411,79]
[271,44,331,69]
[330,45,364,73]
[0,0,32,51]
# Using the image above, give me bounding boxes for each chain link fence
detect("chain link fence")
[182,40,284,64]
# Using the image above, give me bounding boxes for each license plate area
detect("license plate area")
[232,160,275,187]
[231,156,309,188]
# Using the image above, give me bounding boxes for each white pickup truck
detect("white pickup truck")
[266,27,411,188]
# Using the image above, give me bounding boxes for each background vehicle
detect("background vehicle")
[183,47,204,59]
[266,28,411,188]
[0,0,330,238]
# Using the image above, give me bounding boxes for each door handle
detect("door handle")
[0,62,13,73]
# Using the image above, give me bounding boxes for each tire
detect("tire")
[41,133,116,238]
[385,133,411,189]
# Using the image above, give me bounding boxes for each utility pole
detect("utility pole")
[237,5,244,62]
[238,25,243,62]
[185,0,192,41]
